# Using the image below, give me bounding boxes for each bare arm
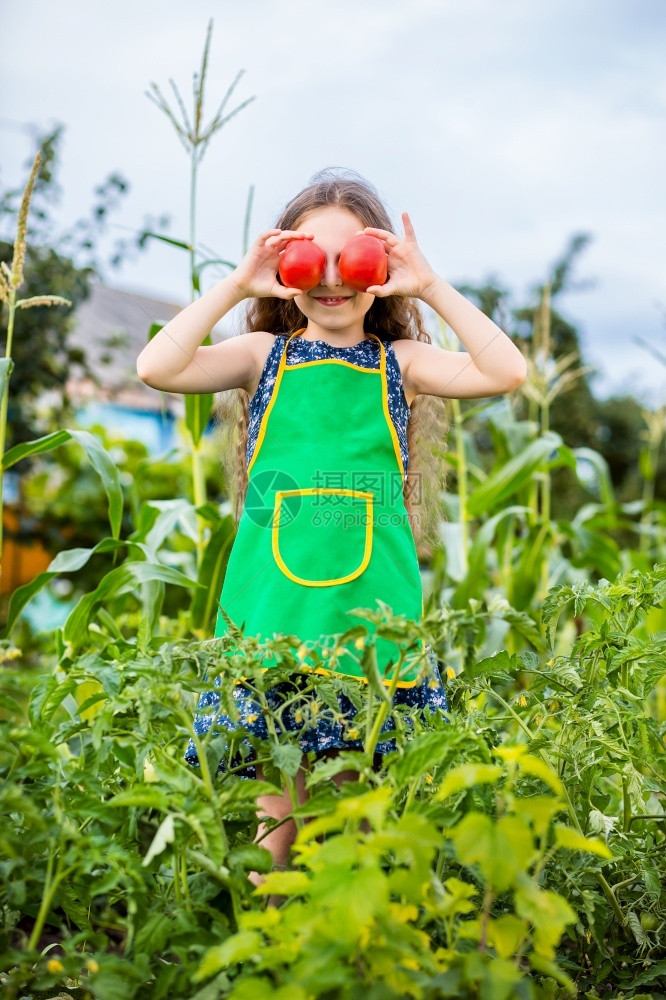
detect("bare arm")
[404,276,528,399]
[135,276,255,393]
[135,227,309,394]
[360,212,528,400]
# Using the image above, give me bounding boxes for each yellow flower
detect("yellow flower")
[535,714,543,727]
[428,678,439,689]
[297,644,308,660]
[86,958,100,973]
[546,658,554,666]
[517,694,528,707]
[246,713,258,724]
[294,711,303,724]
[311,702,320,715]
[348,727,359,739]
[425,773,434,784]
[354,637,365,650]
[445,666,456,681]
[334,646,344,657]
[47,959,64,974]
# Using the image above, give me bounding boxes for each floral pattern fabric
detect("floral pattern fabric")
[183,646,449,781]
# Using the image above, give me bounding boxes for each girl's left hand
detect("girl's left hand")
[358,212,437,299]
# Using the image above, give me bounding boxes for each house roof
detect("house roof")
[65,279,231,412]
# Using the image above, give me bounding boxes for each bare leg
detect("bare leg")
[248,754,311,908]
[248,747,374,903]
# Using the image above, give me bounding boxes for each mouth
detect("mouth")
[313,296,352,306]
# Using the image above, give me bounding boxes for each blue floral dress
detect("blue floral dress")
[184,333,449,780]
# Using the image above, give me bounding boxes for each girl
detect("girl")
[136,168,527,893]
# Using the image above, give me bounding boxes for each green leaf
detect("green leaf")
[487,914,527,959]
[141,231,193,251]
[185,391,214,447]
[193,930,262,981]
[527,953,576,994]
[515,754,564,797]
[572,446,615,507]
[435,763,503,801]
[467,432,563,517]
[191,514,236,629]
[553,824,612,859]
[310,864,389,938]
[450,813,534,891]
[3,427,123,538]
[514,796,563,839]
[0,357,14,404]
[107,788,170,810]
[454,505,530,604]
[392,729,461,784]
[515,881,576,959]
[228,843,273,874]
[251,870,310,897]
[142,813,176,866]
[62,561,200,649]
[269,739,304,779]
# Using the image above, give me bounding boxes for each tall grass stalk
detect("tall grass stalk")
[436,316,469,573]
[638,403,665,558]
[0,150,72,580]
[521,283,595,596]
[145,18,255,569]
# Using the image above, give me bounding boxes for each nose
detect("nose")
[320,256,342,288]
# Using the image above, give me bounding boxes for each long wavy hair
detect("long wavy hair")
[215,168,450,559]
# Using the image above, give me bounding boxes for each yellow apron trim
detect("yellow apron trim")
[287,358,382,374]
[247,328,405,480]
[272,487,374,587]
[233,660,427,689]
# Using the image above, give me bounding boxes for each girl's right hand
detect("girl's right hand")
[231,229,313,300]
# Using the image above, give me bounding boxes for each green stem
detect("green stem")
[27,852,68,951]
[622,777,632,834]
[365,648,404,760]
[0,291,17,563]
[478,884,494,953]
[283,771,304,832]
[484,686,627,930]
[172,853,182,902]
[451,398,469,572]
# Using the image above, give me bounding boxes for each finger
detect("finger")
[357,227,400,246]
[365,284,392,297]
[361,226,401,252]
[273,285,304,299]
[266,232,314,249]
[402,212,417,241]
[258,228,282,243]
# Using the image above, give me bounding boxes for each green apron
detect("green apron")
[213,326,426,687]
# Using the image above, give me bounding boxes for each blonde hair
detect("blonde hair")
[216,168,450,558]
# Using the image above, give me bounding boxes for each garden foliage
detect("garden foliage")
[0,564,664,999]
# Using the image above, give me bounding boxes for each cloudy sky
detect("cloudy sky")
[2,0,665,405]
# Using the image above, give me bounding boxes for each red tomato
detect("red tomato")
[278,240,326,291]
[338,235,388,292]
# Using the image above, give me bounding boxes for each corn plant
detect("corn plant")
[0,152,123,601]
[143,16,256,571]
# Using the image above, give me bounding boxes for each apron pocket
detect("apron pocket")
[272,488,373,587]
